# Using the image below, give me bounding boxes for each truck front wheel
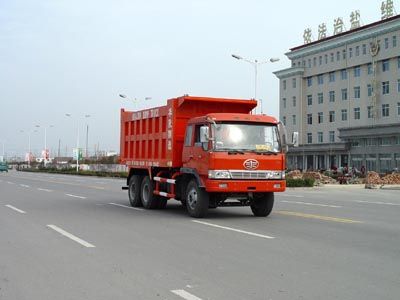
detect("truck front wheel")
[185,179,209,218]
[128,175,143,207]
[250,192,274,217]
[141,176,161,209]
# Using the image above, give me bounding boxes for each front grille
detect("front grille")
[230,171,271,180]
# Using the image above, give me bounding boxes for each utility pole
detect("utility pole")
[58,139,61,157]
[86,124,89,158]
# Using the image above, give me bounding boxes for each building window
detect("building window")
[382,104,390,117]
[354,86,361,99]
[283,80,286,90]
[329,72,335,82]
[367,84,373,97]
[318,132,323,143]
[313,57,317,67]
[329,91,335,102]
[362,44,367,55]
[329,131,335,143]
[355,46,360,56]
[380,138,392,146]
[292,96,296,107]
[329,111,335,122]
[382,81,390,95]
[398,102,400,115]
[308,59,311,68]
[398,57,400,68]
[307,95,312,106]
[292,78,296,88]
[342,49,346,59]
[367,63,373,74]
[307,133,312,144]
[385,37,389,49]
[319,56,322,65]
[307,113,312,125]
[393,36,397,47]
[292,115,296,125]
[349,47,353,58]
[382,60,390,72]
[317,74,324,85]
[337,51,340,61]
[318,93,323,104]
[307,77,312,87]
[330,53,334,62]
[354,66,361,77]
[341,109,348,121]
[283,98,286,108]
[325,54,328,64]
[318,112,323,123]
[341,88,348,100]
[340,69,348,80]
[368,106,374,118]
[354,107,361,120]
[282,116,286,125]
[398,79,400,92]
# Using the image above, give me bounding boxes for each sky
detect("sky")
[0,0,392,158]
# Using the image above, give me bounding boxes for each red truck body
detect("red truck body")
[120,95,287,218]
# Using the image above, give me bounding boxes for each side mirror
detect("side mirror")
[292,132,299,147]
[200,126,209,143]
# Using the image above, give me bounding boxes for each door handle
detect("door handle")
[189,155,194,159]
[198,155,202,159]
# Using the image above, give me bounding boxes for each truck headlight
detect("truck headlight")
[208,170,231,179]
[266,171,284,179]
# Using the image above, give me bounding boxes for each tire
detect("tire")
[128,175,143,207]
[250,192,274,217]
[185,179,209,218]
[140,176,161,209]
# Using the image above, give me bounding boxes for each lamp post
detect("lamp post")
[65,114,91,172]
[119,94,152,110]
[20,129,38,167]
[231,54,279,114]
[35,124,54,167]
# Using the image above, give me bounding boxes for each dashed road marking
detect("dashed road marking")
[65,194,87,199]
[280,200,342,208]
[355,200,400,206]
[7,181,14,184]
[171,289,203,300]
[5,204,26,214]
[38,188,53,192]
[19,184,30,188]
[109,203,144,211]
[279,194,305,198]
[192,220,275,239]
[275,210,363,224]
[47,225,95,248]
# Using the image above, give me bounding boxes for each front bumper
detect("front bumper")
[205,179,286,193]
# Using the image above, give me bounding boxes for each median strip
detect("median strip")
[5,204,26,214]
[275,210,363,224]
[192,220,275,239]
[47,225,95,248]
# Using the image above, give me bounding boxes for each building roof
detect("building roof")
[290,14,400,52]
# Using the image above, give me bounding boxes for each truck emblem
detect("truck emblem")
[243,159,259,170]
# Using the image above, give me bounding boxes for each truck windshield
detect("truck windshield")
[213,123,281,153]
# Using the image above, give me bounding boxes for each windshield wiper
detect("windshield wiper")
[215,148,245,154]
[247,149,279,155]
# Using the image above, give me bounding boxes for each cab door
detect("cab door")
[190,123,210,177]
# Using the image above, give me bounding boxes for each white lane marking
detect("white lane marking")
[279,194,305,198]
[171,289,203,300]
[355,200,400,206]
[7,181,14,184]
[5,204,26,214]
[192,220,275,239]
[47,225,95,248]
[38,188,53,192]
[65,194,87,199]
[19,184,30,188]
[280,200,342,208]
[109,203,144,211]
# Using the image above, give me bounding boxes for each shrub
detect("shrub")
[286,178,315,187]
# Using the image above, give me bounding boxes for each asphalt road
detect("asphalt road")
[1,170,399,300]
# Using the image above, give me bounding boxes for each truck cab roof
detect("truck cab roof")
[189,113,279,125]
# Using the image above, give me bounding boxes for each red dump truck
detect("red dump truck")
[120,95,296,218]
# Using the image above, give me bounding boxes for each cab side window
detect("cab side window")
[194,124,203,147]
[184,125,193,146]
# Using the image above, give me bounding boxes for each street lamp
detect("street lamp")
[35,124,54,167]
[20,129,38,167]
[231,54,280,114]
[119,94,152,109]
[65,114,91,172]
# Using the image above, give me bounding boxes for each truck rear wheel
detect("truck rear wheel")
[185,179,209,218]
[141,176,161,209]
[128,175,143,207]
[250,192,274,217]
